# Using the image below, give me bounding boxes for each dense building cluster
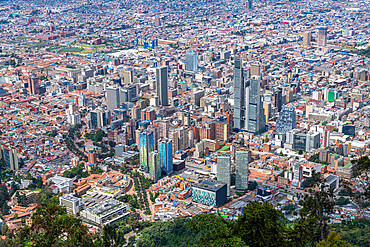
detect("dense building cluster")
[0,0,369,240]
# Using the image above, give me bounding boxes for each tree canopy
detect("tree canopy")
[16,203,93,247]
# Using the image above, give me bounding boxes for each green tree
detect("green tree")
[316,232,352,247]
[330,218,370,247]
[234,201,285,247]
[295,182,335,246]
[16,204,93,247]
[95,224,125,247]
[188,213,246,247]
[137,218,199,247]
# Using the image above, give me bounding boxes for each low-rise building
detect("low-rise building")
[60,194,82,214]
[192,180,227,207]
[80,198,130,225]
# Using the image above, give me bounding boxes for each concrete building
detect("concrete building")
[60,194,82,215]
[324,175,340,191]
[106,87,120,112]
[185,50,198,71]
[49,176,74,193]
[0,144,19,171]
[318,27,327,47]
[80,198,130,225]
[303,31,312,47]
[276,105,297,134]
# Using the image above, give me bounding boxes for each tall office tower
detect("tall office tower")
[185,50,198,71]
[0,145,19,171]
[154,16,161,27]
[291,163,302,187]
[263,102,272,123]
[246,79,266,133]
[217,154,231,196]
[28,77,40,95]
[88,109,110,130]
[247,0,253,10]
[302,31,312,47]
[149,151,161,182]
[155,67,169,106]
[100,110,110,128]
[169,130,179,153]
[234,58,245,130]
[140,130,154,173]
[323,128,330,148]
[89,110,99,130]
[318,27,327,47]
[121,85,137,103]
[235,150,250,190]
[158,138,173,175]
[154,119,170,138]
[273,88,282,112]
[106,87,120,112]
[66,104,81,125]
[123,70,134,84]
[78,93,86,107]
[276,105,297,134]
[250,64,261,78]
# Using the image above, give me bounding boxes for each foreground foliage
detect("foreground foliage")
[137,218,199,247]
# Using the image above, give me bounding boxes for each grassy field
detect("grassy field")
[58,47,84,53]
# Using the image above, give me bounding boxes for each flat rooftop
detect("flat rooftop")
[192,180,226,192]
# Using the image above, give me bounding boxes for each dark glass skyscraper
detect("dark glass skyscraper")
[234,58,245,130]
[159,138,173,175]
[273,88,282,112]
[246,79,266,133]
[217,154,231,196]
[156,66,169,106]
[235,150,250,190]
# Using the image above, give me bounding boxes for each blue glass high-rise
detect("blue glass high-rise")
[159,138,173,175]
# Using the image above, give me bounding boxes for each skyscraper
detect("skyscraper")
[234,58,245,130]
[246,78,266,133]
[149,151,161,182]
[78,93,86,107]
[155,67,169,106]
[217,154,231,196]
[276,105,297,134]
[89,110,99,130]
[0,144,19,171]
[140,130,154,173]
[28,77,40,95]
[250,64,261,78]
[159,138,173,175]
[247,0,253,10]
[123,70,134,84]
[323,128,330,148]
[235,150,250,190]
[88,109,110,130]
[185,50,198,71]
[303,31,312,47]
[318,27,327,47]
[154,16,161,27]
[273,88,282,112]
[106,87,120,112]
